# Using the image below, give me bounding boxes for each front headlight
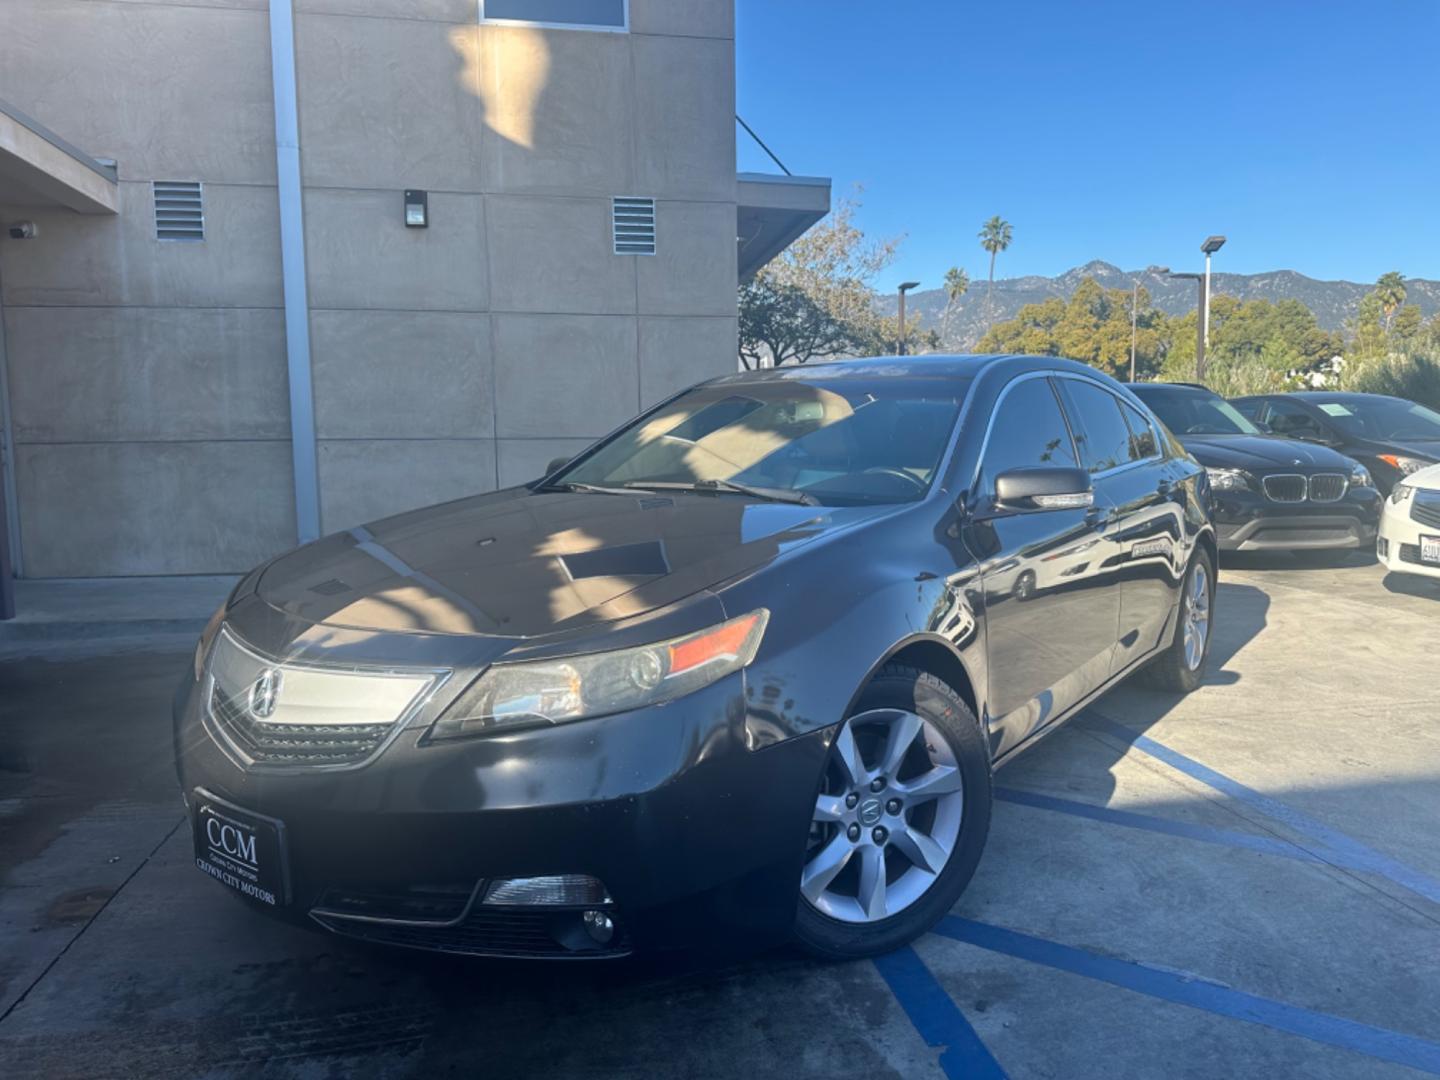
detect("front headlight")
[1378,454,1429,476]
[1391,483,1416,505]
[429,609,769,740]
[1205,467,1253,492]
[1350,465,1373,488]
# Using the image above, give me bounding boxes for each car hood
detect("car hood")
[1179,434,1356,470]
[257,488,890,638]
[1361,437,1440,462]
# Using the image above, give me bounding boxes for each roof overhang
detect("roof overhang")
[0,99,118,214]
[737,172,830,283]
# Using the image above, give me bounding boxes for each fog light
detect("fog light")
[1377,537,1390,557]
[482,874,611,906]
[582,909,615,945]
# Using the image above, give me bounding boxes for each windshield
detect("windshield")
[550,375,969,506]
[1307,397,1440,441]
[1134,388,1261,436]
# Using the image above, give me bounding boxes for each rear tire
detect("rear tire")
[1140,547,1215,693]
[794,664,991,961]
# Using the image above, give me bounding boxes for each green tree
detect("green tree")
[977,276,1166,378]
[978,215,1013,318]
[738,193,903,365]
[1374,271,1407,333]
[940,266,970,344]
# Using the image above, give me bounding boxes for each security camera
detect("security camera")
[7,222,38,240]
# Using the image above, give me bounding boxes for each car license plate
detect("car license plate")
[192,789,289,906]
[1422,535,1440,564]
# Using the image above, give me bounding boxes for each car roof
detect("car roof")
[1284,391,1403,402]
[710,354,1108,385]
[1126,381,1215,394]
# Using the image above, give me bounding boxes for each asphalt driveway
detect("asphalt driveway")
[2,555,1438,1079]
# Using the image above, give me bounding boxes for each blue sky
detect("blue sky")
[735,0,1440,291]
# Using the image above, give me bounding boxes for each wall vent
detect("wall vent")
[154,181,205,241]
[612,197,655,255]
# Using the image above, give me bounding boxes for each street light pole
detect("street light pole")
[1130,264,1169,382]
[1199,236,1226,378]
[897,281,920,355]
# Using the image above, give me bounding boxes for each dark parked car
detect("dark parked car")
[1231,391,1440,495]
[1129,382,1380,558]
[176,355,1216,962]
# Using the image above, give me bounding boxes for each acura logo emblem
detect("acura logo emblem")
[249,669,282,720]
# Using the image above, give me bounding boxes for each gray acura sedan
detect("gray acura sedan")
[177,354,1217,961]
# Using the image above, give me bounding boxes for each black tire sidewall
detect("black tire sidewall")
[794,665,992,960]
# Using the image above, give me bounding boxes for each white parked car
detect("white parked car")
[1378,462,1440,581]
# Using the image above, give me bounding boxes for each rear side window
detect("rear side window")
[980,377,1078,488]
[1058,380,1136,474]
[1120,400,1160,460]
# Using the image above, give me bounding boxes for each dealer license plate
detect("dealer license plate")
[192,789,289,906]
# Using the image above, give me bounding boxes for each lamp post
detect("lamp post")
[897,281,920,355]
[1130,265,1169,382]
[1200,235,1226,361]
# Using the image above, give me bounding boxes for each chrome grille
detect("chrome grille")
[1411,491,1440,529]
[200,627,444,771]
[209,686,394,766]
[1261,474,1306,502]
[1307,473,1348,503]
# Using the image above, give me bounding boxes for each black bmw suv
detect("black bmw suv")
[1128,382,1380,557]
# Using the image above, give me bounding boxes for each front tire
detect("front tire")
[1140,547,1215,693]
[794,664,991,961]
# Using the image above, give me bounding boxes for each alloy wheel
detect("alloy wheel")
[1182,561,1211,671]
[801,708,964,924]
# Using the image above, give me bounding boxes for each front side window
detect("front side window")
[979,377,1078,489]
[553,376,968,506]
[1058,380,1136,474]
[481,0,627,29]
[1263,400,1326,438]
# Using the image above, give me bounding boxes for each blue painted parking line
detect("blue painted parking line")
[1085,713,1440,907]
[935,917,1440,1076]
[873,946,1008,1080]
[995,787,1327,865]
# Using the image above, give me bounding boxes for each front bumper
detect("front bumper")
[1210,487,1380,551]
[1378,497,1440,580]
[174,668,828,959]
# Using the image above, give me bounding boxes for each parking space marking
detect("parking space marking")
[934,917,1440,1076]
[873,946,1008,1080]
[995,787,1327,865]
[1086,713,1440,908]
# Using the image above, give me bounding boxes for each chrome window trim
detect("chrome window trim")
[1053,373,1165,479]
[199,625,453,774]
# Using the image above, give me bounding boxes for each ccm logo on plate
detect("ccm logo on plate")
[205,815,258,867]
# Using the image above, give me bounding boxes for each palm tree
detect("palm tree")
[978,216,1013,321]
[941,266,969,345]
[1375,271,1407,333]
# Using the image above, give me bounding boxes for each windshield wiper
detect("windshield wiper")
[540,481,656,497]
[641,479,818,506]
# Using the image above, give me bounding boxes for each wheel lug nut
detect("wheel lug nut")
[869,777,886,792]
[847,824,861,842]
[886,798,901,815]
[845,793,859,809]
[872,826,888,844]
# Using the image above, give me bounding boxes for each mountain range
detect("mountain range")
[879,262,1440,349]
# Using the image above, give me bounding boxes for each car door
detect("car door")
[962,374,1121,758]
[1056,378,1188,673]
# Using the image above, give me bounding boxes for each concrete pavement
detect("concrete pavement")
[1,553,1437,1078]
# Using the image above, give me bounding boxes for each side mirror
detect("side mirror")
[545,456,572,475]
[994,467,1094,511]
